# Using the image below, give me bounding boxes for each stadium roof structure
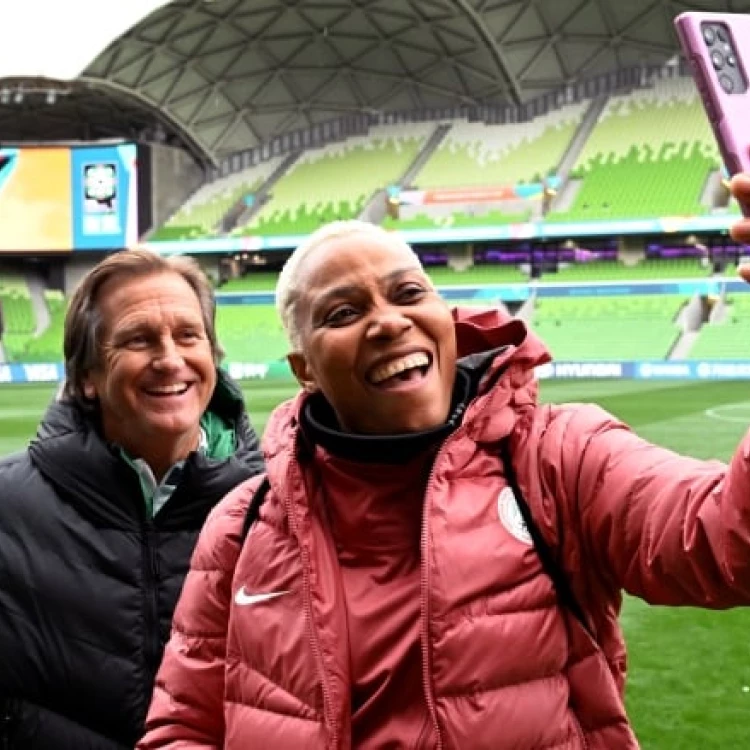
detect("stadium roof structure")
[1,0,750,166]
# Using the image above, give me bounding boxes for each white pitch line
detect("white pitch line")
[704,403,750,424]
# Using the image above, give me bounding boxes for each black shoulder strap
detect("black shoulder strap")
[240,475,271,542]
[499,441,593,636]
[239,455,592,635]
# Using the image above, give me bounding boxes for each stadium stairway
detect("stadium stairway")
[699,170,728,211]
[670,329,700,357]
[400,123,452,188]
[665,293,704,359]
[229,151,302,231]
[26,274,49,335]
[548,95,609,216]
[555,95,609,182]
[360,123,452,225]
[359,188,390,224]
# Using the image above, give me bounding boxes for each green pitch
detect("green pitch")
[2,378,750,747]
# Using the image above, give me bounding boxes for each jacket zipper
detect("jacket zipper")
[419,401,473,750]
[419,419,467,750]
[421,460,443,750]
[282,476,339,749]
[141,523,162,699]
[0,698,13,750]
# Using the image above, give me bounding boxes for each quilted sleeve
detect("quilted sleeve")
[541,404,750,607]
[137,477,262,749]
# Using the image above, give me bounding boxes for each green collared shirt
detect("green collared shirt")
[121,411,237,519]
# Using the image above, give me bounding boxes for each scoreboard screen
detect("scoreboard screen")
[0,143,138,252]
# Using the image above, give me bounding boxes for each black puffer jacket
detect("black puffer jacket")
[0,372,264,749]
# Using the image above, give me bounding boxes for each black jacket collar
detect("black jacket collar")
[299,360,491,464]
[28,369,263,528]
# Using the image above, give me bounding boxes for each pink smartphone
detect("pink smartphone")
[675,11,750,210]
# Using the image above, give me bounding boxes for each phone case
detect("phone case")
[674,11,750,183]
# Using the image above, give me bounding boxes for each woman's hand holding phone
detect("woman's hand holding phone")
[729,174,750,282]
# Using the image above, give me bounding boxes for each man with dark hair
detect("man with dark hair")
[0,248,264,749]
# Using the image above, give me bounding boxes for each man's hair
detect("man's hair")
[63,248,222,406]
[275,219,424,351]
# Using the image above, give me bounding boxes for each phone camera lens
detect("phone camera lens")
[712,50,725,70]
[703,26,716,44]
[727,54,737,67]
[717,26,729,43]
[720,75,734,93]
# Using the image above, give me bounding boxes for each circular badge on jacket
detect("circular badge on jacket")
[497,486,533,545]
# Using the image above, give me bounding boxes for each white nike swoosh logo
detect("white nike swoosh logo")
[234,586,289,607]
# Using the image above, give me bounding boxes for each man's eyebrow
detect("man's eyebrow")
[113,321,149,336]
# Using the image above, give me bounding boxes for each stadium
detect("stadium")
[3,0,750,745]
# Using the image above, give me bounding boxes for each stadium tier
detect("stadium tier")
[21,291,67,363]
[220,273,279,292]
[232,123,434,236]
[552,258,711,281]
[3,262,748,365]
[0,275,36,361]
[151,156,286,241]
[220,264,528,291]
[412,105,586,189]
[687,294,750,360]
[145,75,738,241]
[215,305,289,364]
[531,295,687,360]
[425,265,528,285]
[385,104,587,230]
[547,77,723,222]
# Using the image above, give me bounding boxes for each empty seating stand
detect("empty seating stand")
[235,123,434,236]
[548,77,723,222]
[531,295,686,360]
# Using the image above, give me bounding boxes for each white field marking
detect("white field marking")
[0,407,53,420]
[704,402,750,425]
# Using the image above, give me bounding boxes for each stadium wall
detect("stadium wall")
[148,144,204,233]
[7,360,750,385]
[63,256,102,295]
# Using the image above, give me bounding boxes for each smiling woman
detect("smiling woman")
[142,207,750,750]
[279,223,456,434]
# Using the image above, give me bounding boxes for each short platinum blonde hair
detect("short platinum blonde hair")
[276,219,425,351]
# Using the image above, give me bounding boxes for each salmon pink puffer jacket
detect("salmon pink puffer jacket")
[139,308,750,750]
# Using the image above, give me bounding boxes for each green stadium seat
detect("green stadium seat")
[216,306,289,363]
[151,156,287,241]
[688,294,750,359]
[427,265,527,285]
[220,273,279,292]
[412,105,586,189]
[387,104,586,230]
[548,77,732,222]
[531,295,686,360]
[0,274,36,361]
[235,123,434,236]
[551,258,711,281]
[21,290,67,362]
